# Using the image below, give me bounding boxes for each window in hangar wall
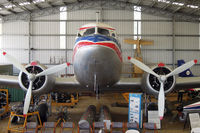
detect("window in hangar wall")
[60,7,67,49]
[133,6,141,49]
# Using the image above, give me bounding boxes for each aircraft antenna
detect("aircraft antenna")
[96,11,100,23]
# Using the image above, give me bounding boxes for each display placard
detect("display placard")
[128,93,143,128]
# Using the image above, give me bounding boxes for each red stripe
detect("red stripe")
[73,41,122,62]
[79,26,95,30]
[185,103,200,108]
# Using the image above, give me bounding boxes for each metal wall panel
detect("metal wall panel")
[31,22,60,34]
[3,21,28,34]
[32,50,65,64]
[107,21,134,34]
[142,51,173,65]
[174,22,199,75]
[141,36,172,49]
[2,36,29,49]
[175,51,200,62]
[175,22,199,35]
[67,10,98,20]
[31,36,60,49]
[141,14,172,65]
[141,21,172,34]
[103,10,133,20]
[141,14,171,20]
[175,37,199,50]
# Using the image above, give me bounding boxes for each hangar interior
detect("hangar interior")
[0,0,200,133]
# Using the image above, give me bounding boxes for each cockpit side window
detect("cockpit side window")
[83,28,95,36]
[98,28,109,36]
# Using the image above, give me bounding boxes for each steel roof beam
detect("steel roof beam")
[27,0,43,10]
[47,1,56,7]
[1,0,200,22]
[150,1,157,7]
[7,0,31,13]
[0,4,17,14]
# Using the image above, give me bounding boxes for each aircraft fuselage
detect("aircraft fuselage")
[73,24,122,90]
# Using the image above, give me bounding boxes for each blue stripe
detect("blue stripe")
[184,106,200,110]
[75,34,121,48]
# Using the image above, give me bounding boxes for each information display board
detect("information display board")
[128,93,143,128]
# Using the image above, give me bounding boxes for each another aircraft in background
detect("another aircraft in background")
[0,23,200,120]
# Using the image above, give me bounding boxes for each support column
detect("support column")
[172,16,175,69]
[28,14,31,63]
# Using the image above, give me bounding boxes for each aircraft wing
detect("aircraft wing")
[54,77,142,93]
[54,76,200,93]
[0,75,20,88]
[1,75,200,93]
[54,76,84,92]
[175,77,200,90]
[108,77,142,92]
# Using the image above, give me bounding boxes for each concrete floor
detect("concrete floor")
[0,93,191,133]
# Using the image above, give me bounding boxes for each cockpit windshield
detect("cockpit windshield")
[98,28,109,36]
[78,26,117,38]
[83,28,95,36]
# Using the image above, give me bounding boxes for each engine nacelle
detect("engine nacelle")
[18,62,55,95]
[142,65,176,96]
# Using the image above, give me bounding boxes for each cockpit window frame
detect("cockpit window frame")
[97,27,110,36]
[82,27,95,36]
[77,26,118,39]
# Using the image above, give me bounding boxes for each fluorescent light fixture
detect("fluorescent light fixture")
[19,2,31,6]
[158,0,170,4]
[187,5,198,9]
[5,4,16,9]
[33,0,45,4]
[172,2,184,6]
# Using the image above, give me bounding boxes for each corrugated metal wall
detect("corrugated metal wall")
[141,13,200,75]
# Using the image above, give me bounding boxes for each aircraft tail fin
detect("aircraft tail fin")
[177,60,194,77]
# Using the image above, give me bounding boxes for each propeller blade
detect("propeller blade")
[158,81,165,120]
[36,62,70,77]
[1,51,29,75]
[128,57,160,78]
[166,59,197,78]
[23,81,33,115]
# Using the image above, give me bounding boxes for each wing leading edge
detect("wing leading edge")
[0,75,200,93]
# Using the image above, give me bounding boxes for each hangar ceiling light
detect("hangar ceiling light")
[172,2,184,6]
[33,0,45,4]
[19,2,31,6]
[187,5,198,9]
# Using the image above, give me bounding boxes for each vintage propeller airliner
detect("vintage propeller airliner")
[0,22,200,120]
